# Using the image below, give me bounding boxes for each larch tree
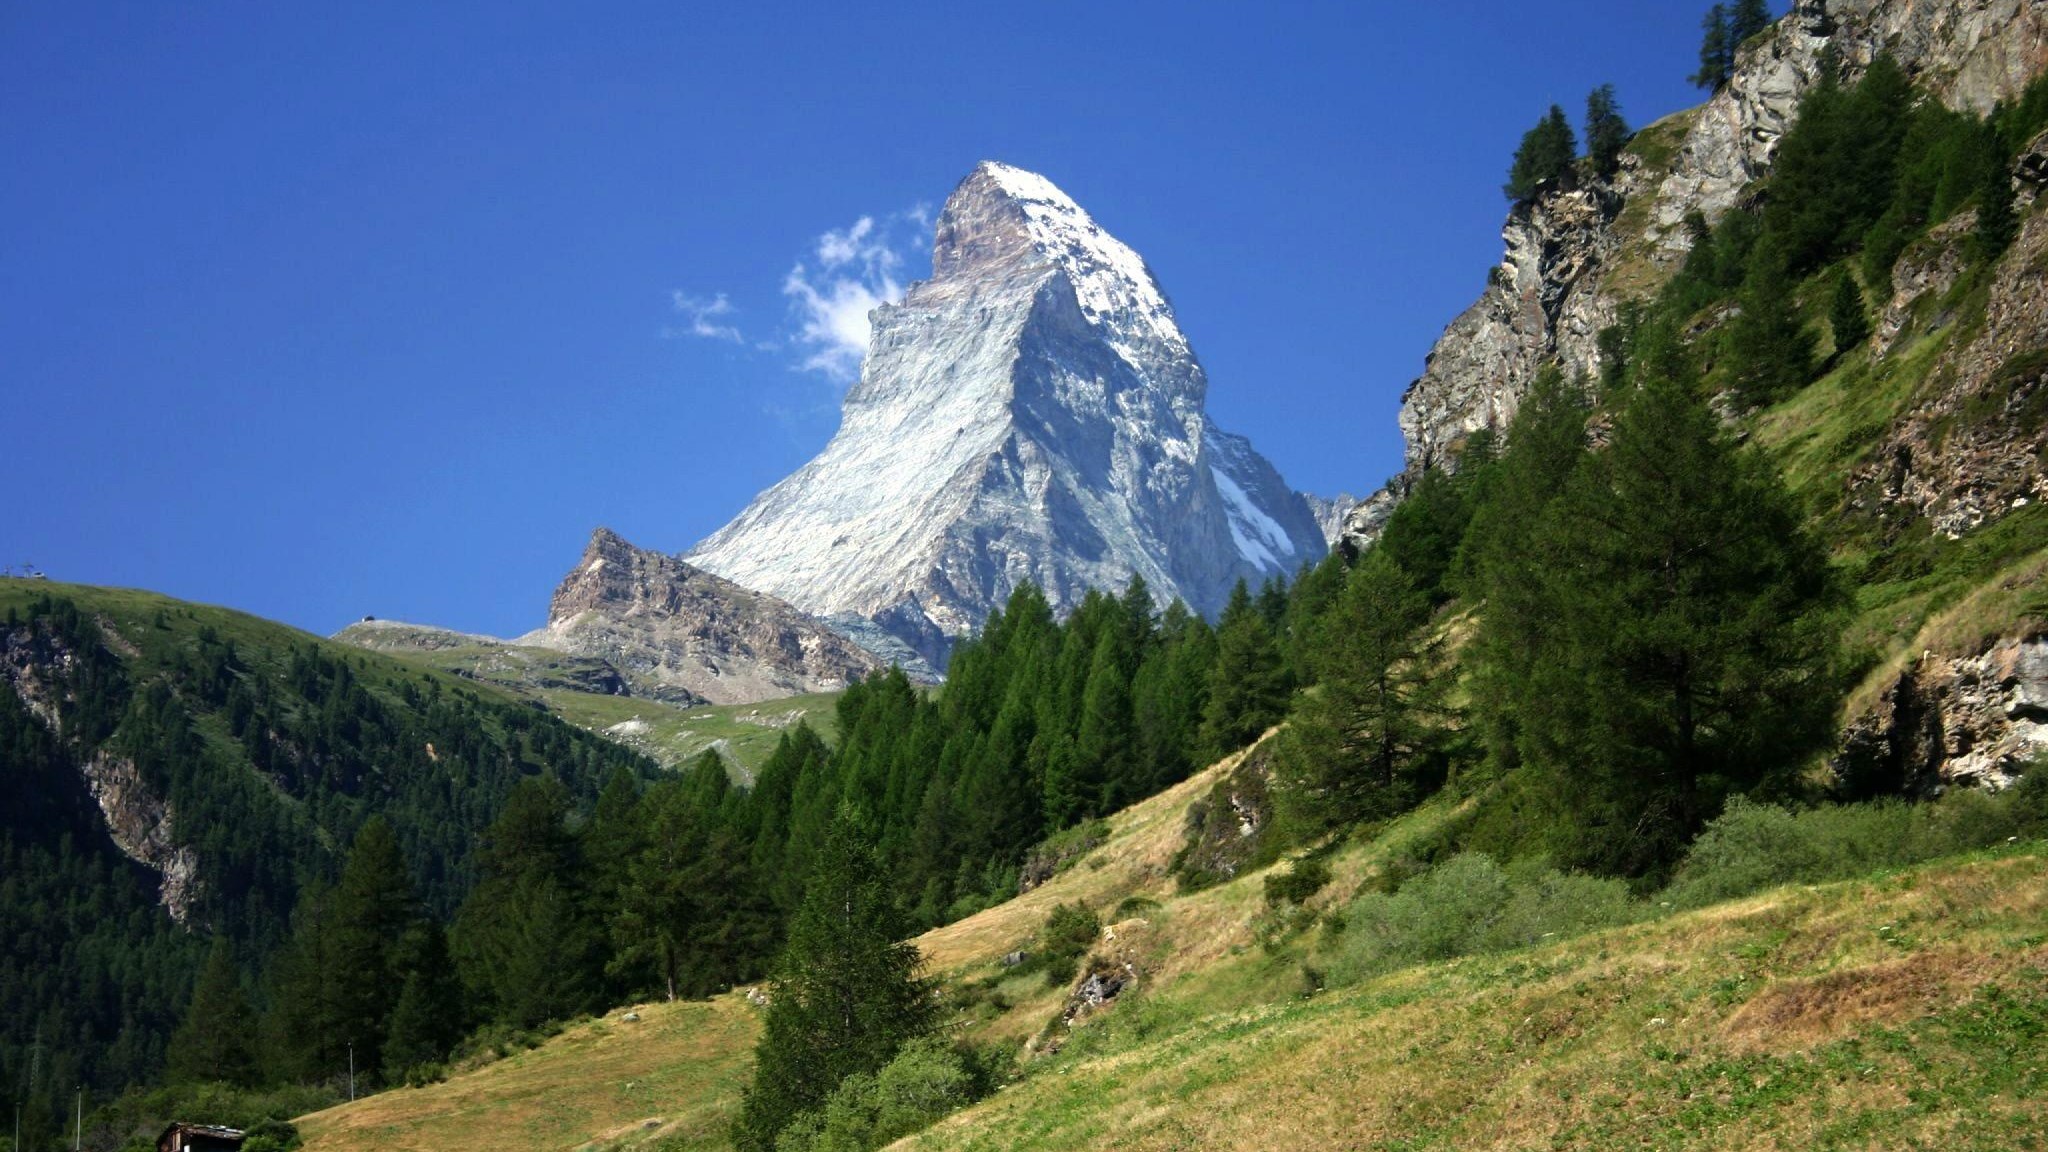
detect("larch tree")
[733,810,939,1152]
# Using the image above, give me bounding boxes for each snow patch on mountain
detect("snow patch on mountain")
[688,162,1324,665]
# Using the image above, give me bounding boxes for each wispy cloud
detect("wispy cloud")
[784,207,929,383]
[666,291,744,343]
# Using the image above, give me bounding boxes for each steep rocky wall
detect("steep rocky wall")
[1349,0,2048,548]
[1,620,199,923]
[1854,204,2048,536]
[1835,634,2048,794]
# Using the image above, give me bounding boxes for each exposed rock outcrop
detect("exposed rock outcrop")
[1835,635,2048,794]
[1,619,199,923]
[1853,209,2048,536]
[1354,0,2048,554]
[519,528,889,705]
[688,162,1325,666]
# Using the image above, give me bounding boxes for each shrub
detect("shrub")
[1663,777,2048,909]
[1037,902,1101,986]
[1264,856,1334,907]
[773,1038,982,1152]
[1326,853,1638,986]
[1113,895,1162,918]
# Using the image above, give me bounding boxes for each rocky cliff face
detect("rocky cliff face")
[518,528,887,705]
[1347,0,2048,549]
[1835,634,2048,794]
[1,618,199,923]
[1854,204,2048,536]
[688,162,1326,665]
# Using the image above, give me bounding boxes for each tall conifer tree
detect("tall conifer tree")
[734,812,938,1152]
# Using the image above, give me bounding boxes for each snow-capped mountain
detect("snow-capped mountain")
[688,161,1325,665]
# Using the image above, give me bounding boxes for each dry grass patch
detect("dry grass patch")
[296,997,757,1152]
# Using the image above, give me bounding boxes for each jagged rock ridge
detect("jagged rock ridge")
[688,161,1325,664]
[518,528,889,705]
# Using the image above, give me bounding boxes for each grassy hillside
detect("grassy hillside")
[330,620,842,775]
[290,734,2048,1151]
[535,689,842,781]
[294,997,758,1152]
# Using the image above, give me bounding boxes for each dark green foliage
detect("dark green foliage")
[1763,56,1913,275]
[772,1037,987,1152]
[1691,4,1734,90]
[734,814,939,1152]
[1458,367,1591,766]
[605,762,774,1002]
[1376,464,1480,604]
[1584,84,1631,179]
[1264,855,1333,907]
[1483,373,1842,877]
[325,817,415,1076]
[167,939,259,1087]
[1829,268,1870,356]
[380,925,463,1082]
[1275,551,1447,834]
[1198,581,1293,758]
[1033,902,1102,987]
[1504,105,1578,202]
[1723,242,1816,405]
[1664,777,2048,908]
[450,777,603,1030]
[1975,152,2018,260]
[1728,0,1772,48]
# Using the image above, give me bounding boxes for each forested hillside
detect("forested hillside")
[0,584,656,1146]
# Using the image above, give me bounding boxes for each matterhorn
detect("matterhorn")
[689,161,1325,665]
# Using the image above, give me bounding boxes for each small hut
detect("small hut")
[157,1122,246,1152]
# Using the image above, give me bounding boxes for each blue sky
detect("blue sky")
[2,1,1738,638]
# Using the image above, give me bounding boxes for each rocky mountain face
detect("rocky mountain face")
[1346,0,2048,782]
[518,528,887,705]
[1345,0,2048,548]
[688,162,1326,666]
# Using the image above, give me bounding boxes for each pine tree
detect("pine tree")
[1276,550,1447,832]
[1975,153,2017,259]
[1728,0,1773,47]
[1461,367,1590,765]
[734,812,939,1152]
[1509,372,1841,877]
[1724,242,1815,405]
[326,816,417,1079]
[1073,626,1136,815]
[167,938,258,1086]
[380,924,464,1081]
[1691,5,1734,90]
[1504,105,1579,202]
[1828,268,1870,356]
[1197,580,1291,758]
[451,777,601,1028]
[1585,84,1631,180]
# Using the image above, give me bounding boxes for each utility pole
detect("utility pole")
[348,1042,356,1102]
[73,1087,80,1151]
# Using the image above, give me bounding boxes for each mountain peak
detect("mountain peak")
[934,162,1185,359]
[688,164,1324,665]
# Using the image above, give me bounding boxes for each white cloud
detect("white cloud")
[666,291,744,343]
[783,207,930,384]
